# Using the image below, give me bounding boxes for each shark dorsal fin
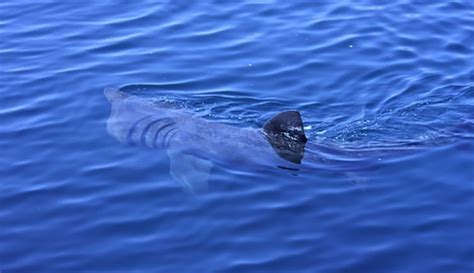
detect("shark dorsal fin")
[263,111,307,164]
[263,111,307,143]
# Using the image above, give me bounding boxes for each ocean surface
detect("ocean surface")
[1,1,473,272]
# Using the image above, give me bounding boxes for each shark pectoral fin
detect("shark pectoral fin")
[168,150,213,193]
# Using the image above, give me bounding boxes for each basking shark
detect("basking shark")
[104,87,312,192]
[105,85,456,192]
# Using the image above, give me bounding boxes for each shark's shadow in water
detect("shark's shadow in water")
[104,87,309,193]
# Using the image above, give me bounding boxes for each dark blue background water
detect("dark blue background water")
[1,1,473,272]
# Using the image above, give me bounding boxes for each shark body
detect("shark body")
[105,87,323,192]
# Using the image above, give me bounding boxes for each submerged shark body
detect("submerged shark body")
[105,87,311,192]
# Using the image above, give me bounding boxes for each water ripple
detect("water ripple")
[1,0,473,272]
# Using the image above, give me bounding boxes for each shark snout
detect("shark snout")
[104,87,128,102]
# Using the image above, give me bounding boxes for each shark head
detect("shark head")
[263,111,307,164]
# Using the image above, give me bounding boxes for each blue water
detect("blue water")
[1,1,474,272]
